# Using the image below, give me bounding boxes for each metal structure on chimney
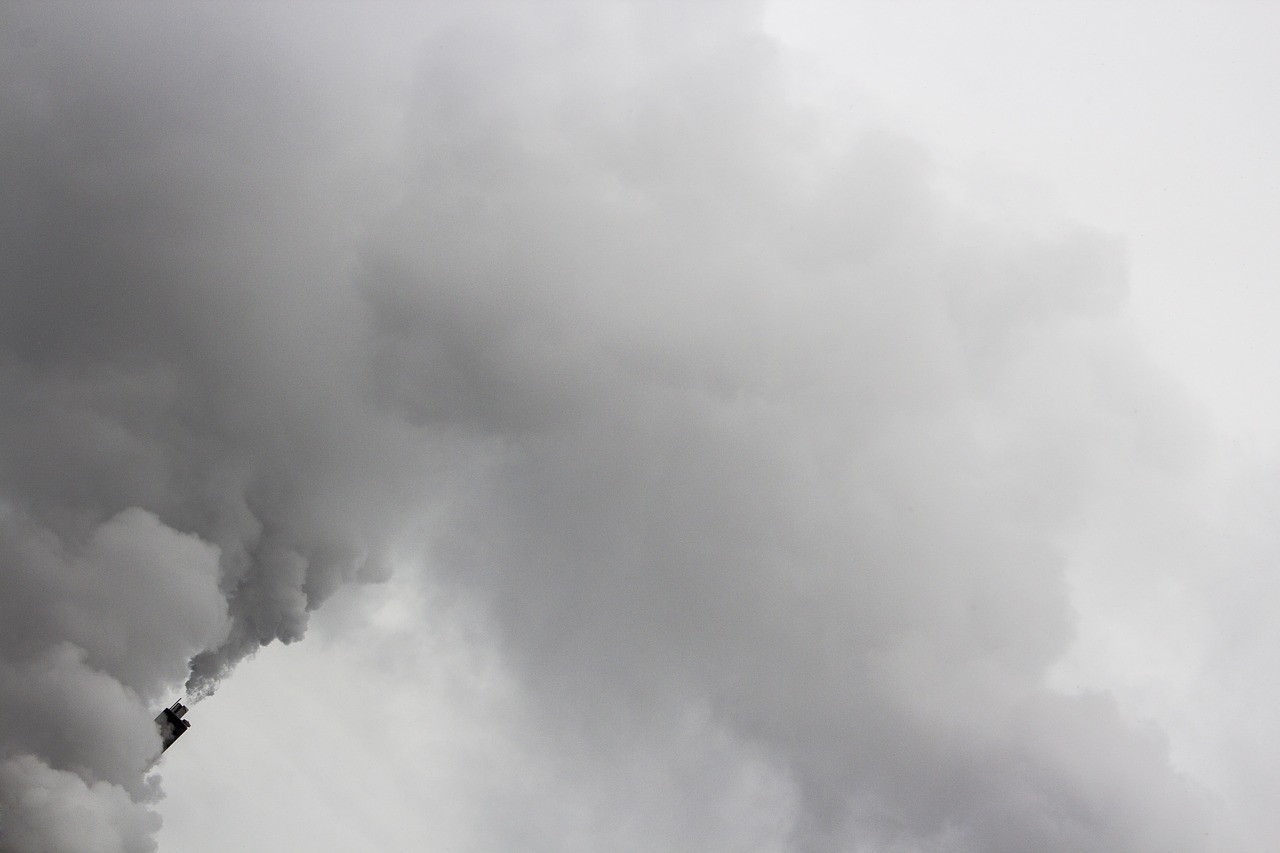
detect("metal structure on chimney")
[155,699,191,752]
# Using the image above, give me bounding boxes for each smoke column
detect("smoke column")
[0,3,1224,851]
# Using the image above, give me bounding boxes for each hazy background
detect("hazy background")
[1,3,1278,851]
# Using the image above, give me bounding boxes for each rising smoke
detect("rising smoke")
[0,3,1223,851]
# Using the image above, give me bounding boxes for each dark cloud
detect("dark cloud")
[0,2,1221,851]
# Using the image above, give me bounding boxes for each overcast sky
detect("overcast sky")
[2,2,1279,852]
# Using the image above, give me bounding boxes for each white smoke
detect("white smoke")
[0,2,1238,851]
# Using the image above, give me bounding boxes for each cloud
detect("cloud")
[0,755,160,853]
[351,7,1216,850]
[0,3,431,846]
[0,1,1228,850]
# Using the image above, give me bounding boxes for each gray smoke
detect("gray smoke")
[0,2,1223,851]
[0,5,433,849]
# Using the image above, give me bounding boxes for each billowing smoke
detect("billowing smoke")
[0,4,434,849]
[0,2,1224,851]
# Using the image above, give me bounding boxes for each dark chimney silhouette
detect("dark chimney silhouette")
[155,699,190,752]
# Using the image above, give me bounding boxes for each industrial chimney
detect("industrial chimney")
[155,699,191,752]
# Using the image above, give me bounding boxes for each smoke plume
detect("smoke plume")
[0,2,1224,851]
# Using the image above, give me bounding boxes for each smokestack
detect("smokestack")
[155,699,191,752]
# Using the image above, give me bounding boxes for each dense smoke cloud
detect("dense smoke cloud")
[0,2,1225,851]
[0,5,430,848]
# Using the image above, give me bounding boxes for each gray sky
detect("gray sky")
[2,2,1278,851]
